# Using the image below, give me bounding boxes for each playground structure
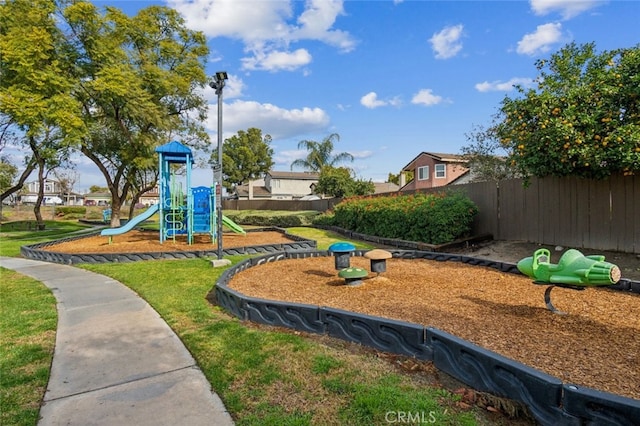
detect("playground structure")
[156,140,214,244]
[517,248,621,314]
[101,140,244,244]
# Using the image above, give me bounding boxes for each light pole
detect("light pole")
[209,71,228,260]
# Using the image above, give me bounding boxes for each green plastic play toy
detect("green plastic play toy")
[517,248,621,314]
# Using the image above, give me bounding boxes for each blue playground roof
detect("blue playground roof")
[155,141,194,163]
[155,141,193,156]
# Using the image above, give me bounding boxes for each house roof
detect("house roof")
[401,152,467,171]
[267,171,320,180]
[373,182,400,194]
[448,169,471,184]
[235,185,271,197]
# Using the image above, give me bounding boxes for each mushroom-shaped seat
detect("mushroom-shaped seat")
[338,267,368,286]
[364,249,392,275]
[328,242,356,270]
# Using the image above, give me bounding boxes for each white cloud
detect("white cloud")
[274,149,307,167]
[168,0,355,72]
[530,0,604,20]
[167,0,293,42]
[360,92,386,109]
[429,24,464,59]
[475,77,535,92]
[360,92,401,109]
[517,22,564,56]
[290,0,356,52]
[241,48,312,72]
[206,100,330,141]
[411,89,444,106]
[348,150,373,159]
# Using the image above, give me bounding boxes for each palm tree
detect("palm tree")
[290,133,354,172]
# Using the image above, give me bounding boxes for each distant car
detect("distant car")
[20,195,38,205]
[44,196,63,205]
[84,199,96,206]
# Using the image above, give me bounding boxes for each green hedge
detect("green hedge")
[54,206,86,219]
[223,210,321,228]
[314,191,478,245]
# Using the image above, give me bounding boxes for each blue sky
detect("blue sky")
[9,0,640,191]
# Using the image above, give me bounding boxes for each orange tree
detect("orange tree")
[494,42,640,180]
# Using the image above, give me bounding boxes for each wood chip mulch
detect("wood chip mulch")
[229,256,640,401]
[44,230,295,253]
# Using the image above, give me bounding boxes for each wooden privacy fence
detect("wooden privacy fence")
[409,173,640,254]
[221,198,340,213]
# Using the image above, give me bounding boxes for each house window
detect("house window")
[435,164,446,179]
[417,166,429,180]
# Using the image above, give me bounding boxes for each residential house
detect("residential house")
[138,186,160,206]
[236,171,320,200]
[399,152,469,191]
[20,178,81,205]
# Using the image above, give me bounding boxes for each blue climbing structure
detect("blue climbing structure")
[155,141,216,244]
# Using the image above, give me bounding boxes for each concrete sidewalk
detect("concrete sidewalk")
[0,257,234,426]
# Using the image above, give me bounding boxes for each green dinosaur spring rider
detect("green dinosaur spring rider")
[517,248,621,314]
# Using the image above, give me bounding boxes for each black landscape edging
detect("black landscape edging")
[20,227,317,265]
[210,249,640,426]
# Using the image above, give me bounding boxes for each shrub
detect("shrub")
[224,211,320,228]
[312,211,336,226]
[330,191,478,245]
[86,210,103,221]
[55,206,86,218]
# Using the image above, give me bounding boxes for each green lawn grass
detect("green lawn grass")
[80,258,479,425]
[286,227,373,250]
[0,220,93,257]
[0,270,57,426]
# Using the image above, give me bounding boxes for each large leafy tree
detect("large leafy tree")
[63,2,209,225]
[0,0,85,226]
[291,133,354,172]
[494,42,640,180]
[460,125,519,182]
[213,127,274,192]
[315,166,375,198]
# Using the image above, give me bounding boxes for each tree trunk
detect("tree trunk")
[109,195,122,227]
[128,194,141,220]
[34,153,46,230]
